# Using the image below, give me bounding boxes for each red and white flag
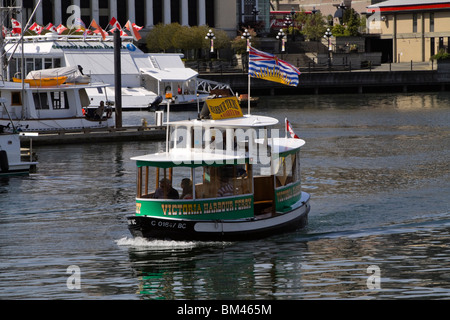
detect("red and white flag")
[286,118,300,139]
[45,23,58,33]
[11,18,21,35]
[91,19,107,40]
[29,22,42,34]
[125,20,142,41]
[57,24,68,34]
[108,17,127,36]
[2,25,7,37]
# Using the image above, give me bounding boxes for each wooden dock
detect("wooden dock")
[19,125,166,146]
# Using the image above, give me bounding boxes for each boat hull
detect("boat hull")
[0,117,114,133]
[127,194,310,241]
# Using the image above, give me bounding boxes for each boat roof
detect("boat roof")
[140,67,198,82]
[168,114,279,129]
[131,137,305,168]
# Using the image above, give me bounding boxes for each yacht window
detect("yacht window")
[51,92,69,109]
[33,92,49,110]
[35,58,43,71]
[54,58,61,68]
[11,92,22,105]
[44,58,52,69]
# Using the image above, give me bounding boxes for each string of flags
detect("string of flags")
[3,17,142,41]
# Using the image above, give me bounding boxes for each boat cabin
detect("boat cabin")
[131,98,305,222]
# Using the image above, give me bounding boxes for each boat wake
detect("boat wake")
[115,236,231,250]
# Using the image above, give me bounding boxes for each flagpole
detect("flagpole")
[285,118,287,138]
[247,65,251,115]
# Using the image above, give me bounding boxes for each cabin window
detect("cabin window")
[137,164,252,200]
[51,92,69,109]
[11,92,22,105]
[33,92,49,110]
[275,152,300,188]
[200,164,251,199]
[54,58,61,68]
[44,58,53,69]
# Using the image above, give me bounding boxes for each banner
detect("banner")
[206,97,243,120]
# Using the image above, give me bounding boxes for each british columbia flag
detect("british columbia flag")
[249,46,301,87]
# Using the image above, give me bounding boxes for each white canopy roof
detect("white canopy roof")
[140,67,198,82]
[168,115,279,129]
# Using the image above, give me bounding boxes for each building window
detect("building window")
[430,13,434,32]
[412,13,417,33]
[188,0,198,26]
[136,0,146,27]
[430,37,435,56]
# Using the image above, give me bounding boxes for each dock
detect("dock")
[19,125,166,146]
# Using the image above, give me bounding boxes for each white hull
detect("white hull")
[0,117,114,132]
[0,134,37,176]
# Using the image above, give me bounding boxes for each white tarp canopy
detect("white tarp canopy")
[140,67,198,82]
[25,66,89,83]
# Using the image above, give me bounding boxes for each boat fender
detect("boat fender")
[0,150,9,172]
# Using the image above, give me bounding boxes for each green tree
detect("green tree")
[299,11,327,41]
[146,24,230,59]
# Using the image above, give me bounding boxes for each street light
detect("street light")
[276,29,286,53]
[324,28,333,69]
[241,29,251,52]
[205,29,216,53]
[252,6,260,25]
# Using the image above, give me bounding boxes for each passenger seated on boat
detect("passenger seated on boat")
[153,178,179,199]
[217,177,234,197]
[180,178,193,199]
[95,101,105,120]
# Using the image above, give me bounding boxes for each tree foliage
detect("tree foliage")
[146,23,230,59]
[332,8,362,37]
[295,10,327,41]
[231,28,259,54]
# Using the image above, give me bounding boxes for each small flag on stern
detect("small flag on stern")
[286,118,300,139]
[249,46,301,87]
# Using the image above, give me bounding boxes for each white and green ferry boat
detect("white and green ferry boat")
[127,97,310,241]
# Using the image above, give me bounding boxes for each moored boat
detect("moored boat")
[126,96,310,241]
[0,74,114,133]
[0,100,38,176]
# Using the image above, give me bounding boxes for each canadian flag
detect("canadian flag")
[56,24,68,34]
[30,22,44,34]
[2,25,7,38]
[45,23,58,33]
[11,18,21,35]
[108,17,127,36]
[91,19,107,40]
[286,118,300,139]
[125,20,142,41]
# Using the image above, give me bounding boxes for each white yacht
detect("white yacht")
[4,34,231,111]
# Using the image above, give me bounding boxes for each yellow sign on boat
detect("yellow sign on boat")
[206,96,243,120]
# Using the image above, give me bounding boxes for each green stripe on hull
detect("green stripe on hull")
[136,195,254,220]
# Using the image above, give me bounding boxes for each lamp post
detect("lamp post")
[205,29,216,53]
[276,29,286,54]
[252,6,260,27]
[241,29,251,52]
[324,28,333,69]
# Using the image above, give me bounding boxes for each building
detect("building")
[15,0,239,37]
[272,0,380,17]
[367,0,450,62]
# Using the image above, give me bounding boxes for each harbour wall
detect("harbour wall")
[200,69,450,95]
